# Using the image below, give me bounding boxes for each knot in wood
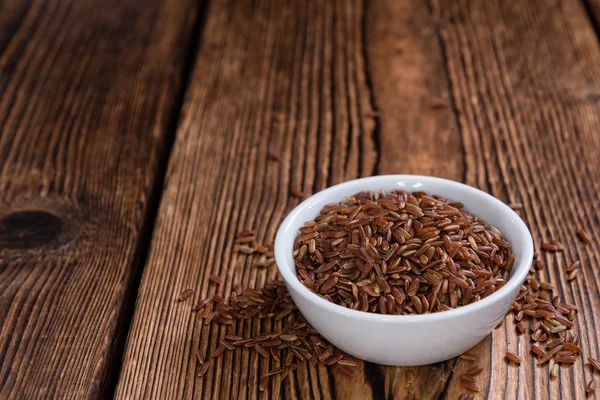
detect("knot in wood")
[0,210,63,249]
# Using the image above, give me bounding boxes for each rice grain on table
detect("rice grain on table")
[587,380,596,395]
[567,260,581,272]
[290,189,304,199]
[505,352,521,364]
[588,357,600,372]
[190,191,591,391]
[211,344,225,358]
[192,298,211,312]
[535,260,545,270]
[196,348,205,365]
[460,376,480,392]
[236,236,256,244]
[268,152,281,162]
[197,361,210,377]
[541,243,561,252]
[576,229,591,244]
[177,289,194,302]
[293,190,515,315]
[509,202,523,210]
[259,376,269,391]
[567,269,579,281]
[464,365,483,376]
[460,354,478,361]
[238,245,255,254]
[337,366,355,376]
[190,277,361,389]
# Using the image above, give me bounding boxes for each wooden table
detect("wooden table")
[0,0,599,398]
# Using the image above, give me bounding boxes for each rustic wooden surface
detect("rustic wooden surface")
[1,0,599,398]
[0,0,200,398]
[114,0,600,399]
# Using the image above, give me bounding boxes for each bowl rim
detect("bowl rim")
[274,175,534,323]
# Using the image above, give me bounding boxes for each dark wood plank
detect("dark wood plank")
[118,0,600,398]
[583,0,600,34]
[363,0,464,399]
[0,0,200,398]
[116,0,464,399]
[432,0,600,398]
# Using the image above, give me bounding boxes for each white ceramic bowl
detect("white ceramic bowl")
[274,175,533,366]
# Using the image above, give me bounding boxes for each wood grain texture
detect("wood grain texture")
[433,0,600,398]
[366,0,464,398]
[0,0,199,398]
[116,0,600,399]
[116,0,465,399]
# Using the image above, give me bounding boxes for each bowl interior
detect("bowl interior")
[275,175,534,320]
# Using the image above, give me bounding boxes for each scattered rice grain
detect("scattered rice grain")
[567,269,579,281]
[259,376,269,391]
[198,361,210,377]
[505,352,521,364]
[177,289,194,302]
[460,376,480,392]
[587,380,596,394]
[577,229,591,245]
[541,243,560,252]
[588,357,600,372]
[509,202,523,210]
[464,365,483,376]
[211,345,225,358]
[291,189,304,199]
[238,245,255,254]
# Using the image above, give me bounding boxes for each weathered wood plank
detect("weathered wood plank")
[363,0,464,398]
[0,0,200,398]
[583,0,600,33]
[432,0,600,398]
[117,0,600,398]
[116,0,463,399]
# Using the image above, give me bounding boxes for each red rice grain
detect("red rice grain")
[577,229,591,245]
[588,357,600,372]
[587,380,596,395]
[211,345,225,358]
[567,269,579,281]
[460,376,480,392]
[196,349,205,365]
[460,354,478,361]
[337,366,355,376]
[189,191,589,391]
[505,352,521,364]
[541,243,561,252]
[268,152,281,162]
[290,189,304,199]
[294,190,514,315]
[567,260,581,272]
[464,365,483,376]
[198,361,210,377]
[509,203,523,210]
[259,376,269,391]
[177,289,194,302]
